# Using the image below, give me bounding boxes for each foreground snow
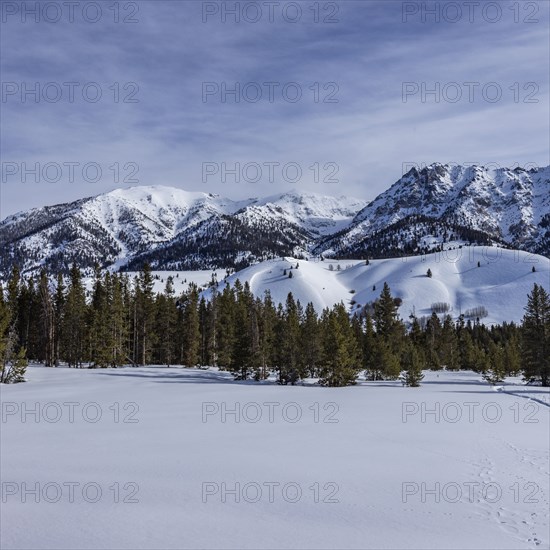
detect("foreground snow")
[1,367,548,549]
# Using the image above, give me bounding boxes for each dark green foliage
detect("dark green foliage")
[0,265,537,389]
[522,284,550,385]
[318,303,361,387]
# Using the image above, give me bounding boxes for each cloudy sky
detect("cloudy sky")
[1,0,548,217]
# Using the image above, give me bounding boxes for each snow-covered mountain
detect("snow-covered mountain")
[1,163,549,276]
[0,186,365,275]
[317,164,550,258]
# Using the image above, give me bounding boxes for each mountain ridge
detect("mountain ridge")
[1,163,548,276]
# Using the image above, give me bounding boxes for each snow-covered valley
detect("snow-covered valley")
[1,366,548,549]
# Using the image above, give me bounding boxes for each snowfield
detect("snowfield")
[1,366,549,549]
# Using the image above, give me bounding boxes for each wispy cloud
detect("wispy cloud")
[1,0,548,216]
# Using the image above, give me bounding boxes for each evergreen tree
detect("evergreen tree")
[89,268,113,367]
[6,265,21,318]
[157,277,177,366]
[522,284,550,385]
[319,303,360,386]
[401,341,424,387]
[425,312,443,370]
[503,337,521,376]
[61,264,88,367]
[53,273,65,366]
[373,340,402,380]
[255,291,277,380]
[363,313,380,380]
[301,302,321,378]
[38,270,55,366]
[373,283,406,378]
[216,284,235,368]
[440,315,459,369]
[483,341,506,385]
[374,283,398,338]
[276,293,303,384]
[134,264,157,365]
[229,282,258,380]
[105,273,130,367]
[0,294,27,384]
[182,284,201,367]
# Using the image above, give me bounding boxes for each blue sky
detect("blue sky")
[1,0,549,217]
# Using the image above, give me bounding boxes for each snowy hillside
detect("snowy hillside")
[1,366,548,549]
[198,246,550,325]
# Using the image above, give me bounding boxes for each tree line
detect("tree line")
[1,264,549,387]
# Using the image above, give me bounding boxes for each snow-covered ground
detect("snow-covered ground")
[1,366,548,549]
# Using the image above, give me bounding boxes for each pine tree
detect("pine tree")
[401,342,424,387]
[61,264,88,367]
[207,290,220,367]
[110,273,130,367]
[6,265,21,318]
[19,277,41,360]
[38,270,55,367]
[522,284,550,385]
[503,337,521,376]
[425,312,443,370]
[363,313,380,380]
[0,296,27,384]
[89,267,113,367]
[375,340,402,380]
[0,331,28,383]
[215,284,235,368]
[440,315,459,369]
[157,277,177,366]
[301,302,321,378]
[255,291,277,380]
[319,303,360,386]
[134,264,157,365]
[230,282,258,380]
[372,283,406,377]
[276,293,303,384]
[483,341,506,385]
[182,284,200,367]
[373,283,399,338]
[53,273,65,366]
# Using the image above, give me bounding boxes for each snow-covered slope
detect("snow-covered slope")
[201,246,550,325]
